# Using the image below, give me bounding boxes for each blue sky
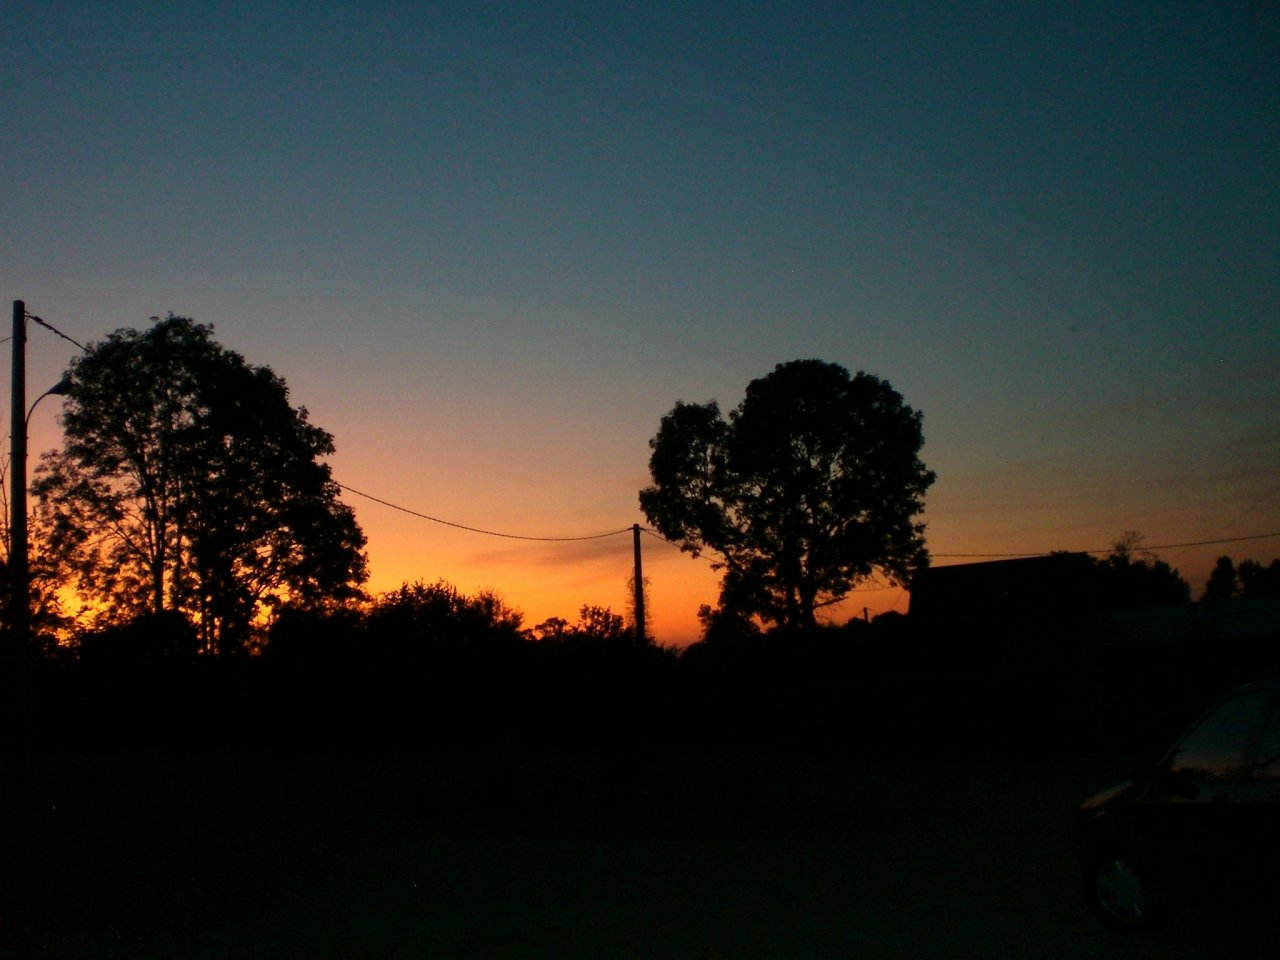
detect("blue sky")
[5,1,1278,642]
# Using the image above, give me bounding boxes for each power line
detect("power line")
[1127,531,1280,553]
[640,526,684,548]
[337,482,633,542]
[640,525,729,567]
[25,313,87,352]
[1211,481,1280,538]
[10,310,632,546]
[642,525,1280,565]
[933,551,1061,559]
[934,530,1280,560]
[21,311,1271,563]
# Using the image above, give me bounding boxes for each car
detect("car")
[1076,675,1280,931]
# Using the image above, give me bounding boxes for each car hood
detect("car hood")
[1079,779,1138,816]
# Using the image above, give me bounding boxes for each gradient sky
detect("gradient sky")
[4,1,1278,644]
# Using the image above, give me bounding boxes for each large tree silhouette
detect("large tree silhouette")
[640,360,935,632]
[34,315,367,653]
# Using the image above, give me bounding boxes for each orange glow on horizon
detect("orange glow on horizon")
[352,500,915,646]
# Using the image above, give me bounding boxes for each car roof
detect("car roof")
[1225,674,1280,698]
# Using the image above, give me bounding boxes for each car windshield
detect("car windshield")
[1254,695,1280,777]
[1166,688,1276,780]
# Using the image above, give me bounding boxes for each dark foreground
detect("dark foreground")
[3,746,1272,959]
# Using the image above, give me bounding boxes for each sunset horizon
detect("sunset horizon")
[6,0,1276,645]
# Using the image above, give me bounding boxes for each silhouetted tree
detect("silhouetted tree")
[1239,559,1280,598]
[575,604,628,645]
[33,315,367,653]
[640,360,935,632]
[77,610,200,668]
[532,605,634,646]
[1,439,78,654]
[1094,533,1190,608]
[531,616,573,643]
[0,508,74,656]
[1203,555,1239,603]
[624,573,652,644]
[365,580,525,651]
[695,602,762,645]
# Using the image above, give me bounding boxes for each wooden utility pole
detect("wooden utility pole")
[632,523,646,645]
[9,301,27,649]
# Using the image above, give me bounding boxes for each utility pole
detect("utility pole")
[9,301,28,650]
[632,523,646,645]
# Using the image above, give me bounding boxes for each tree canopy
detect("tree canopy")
[533,604,633,647]
[1202,555,1280,602]
[34,315,367,652]
[1094,531,1191,608]
[1204,555,1239,603]
[364,580,525,652]
[640,359,935,632]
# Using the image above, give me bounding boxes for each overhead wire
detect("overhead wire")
[933,530,1280,561]
[14,312,1279,563]
[1210,481,1280,538]
[340,481,634,542]
[644,525,1280,564]
[25,313,88,352]
[14,312,632,546]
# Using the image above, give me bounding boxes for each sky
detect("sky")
[4,1,1278,644]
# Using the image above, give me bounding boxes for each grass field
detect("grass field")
[2,745,1271,959]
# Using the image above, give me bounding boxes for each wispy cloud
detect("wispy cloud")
[1069,351,1280,434]
[466,533,635,571]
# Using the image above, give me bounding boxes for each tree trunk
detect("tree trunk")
[151,541,166,616]
[798,582,818,633]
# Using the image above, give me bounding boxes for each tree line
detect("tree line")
[5,323,942,658]
[5,316,1272,664]
[5,316,1276,757]
[1204,555,1280,602]
[0,322,943,752]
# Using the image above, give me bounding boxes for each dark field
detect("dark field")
[4,746,1272,959]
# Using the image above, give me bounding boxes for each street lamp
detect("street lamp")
[8,300,71,650]
[28,378,73,424]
